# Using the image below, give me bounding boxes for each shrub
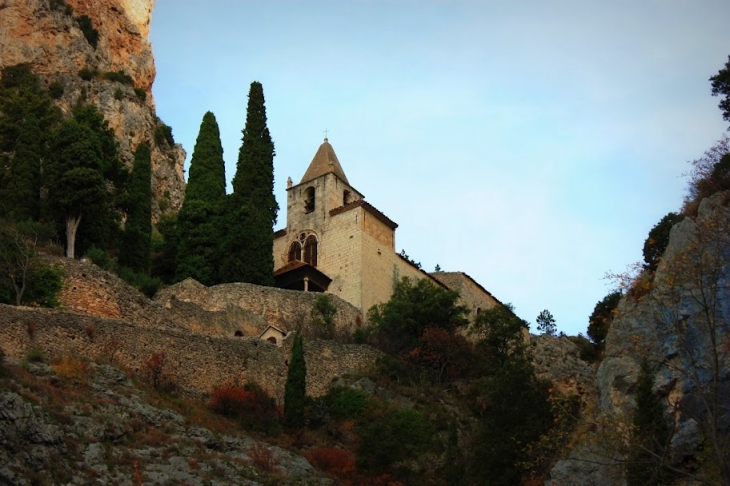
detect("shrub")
[142,352,176,393]
[133,87,146,101]
[103,70,134,85]
[25,348,45,363]
[311,294,337,339]
[154,121,174,146]
[48,81,64,99]
[249,443,277,472]
[327,386,369,421]
[209,383,280,434]
[567,334,598,362]
[305,447,356,477]
[23,264,64,308]
[116,266,162,298]
[85,246,113,270]
[114,88,124,100]
[52,356,89,380]
[78,67,97,81]
[75,15,99,48]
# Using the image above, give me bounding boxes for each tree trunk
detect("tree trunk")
[66,214,82,259]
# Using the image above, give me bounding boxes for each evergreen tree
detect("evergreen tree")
[176,111,226,285]
[536,309,557,336]
[221,81,277,285]
[1,117,43,221]
[284,332,306,430]
[626,358,674,486]
[119,143,152,272]
[45,118,106,258]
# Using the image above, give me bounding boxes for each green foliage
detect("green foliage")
[102,70,134,85]
[311,294,337,339]
[150,213,178,284]
[284,332,306,431]
[567,333,598,362]
[48,82,64,99]
[176,155,224,287]
[75,15,99,48]
[119,144,152,273]
[643,212,684,272]
[356,405,436,473]
[154,120,175,146]
[77,67,97,81]
[368,277,469,356]
[626,358,675,486]
[536,309,556,336]
[25,348,46,363]
[133,87,146,101]
[0,221,62,307]
[85,246,113,270]
[710,54,730,126]
[326,386,369,421]
[587,290,622,349]
[221,81,278,286]
[471,303,529,367]
[113,88,124,101]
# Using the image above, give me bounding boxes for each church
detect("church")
[272,138,500,318]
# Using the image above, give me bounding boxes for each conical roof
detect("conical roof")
[300,138,349,185]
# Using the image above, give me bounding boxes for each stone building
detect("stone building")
[273,138,500,317]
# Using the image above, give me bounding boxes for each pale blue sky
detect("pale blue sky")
[150,0,730,336]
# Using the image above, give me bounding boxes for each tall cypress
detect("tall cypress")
[221,81,277,285]
[119,143,152,272]
[284,332,306,430]
[176,111,226,285]
[1,117,42,221]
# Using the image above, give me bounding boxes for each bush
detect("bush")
[52,356,89,380]
[209,383,280,434]
[357,406,436,473]
[75,15,99,48]
[142,352,176,393]
[116,266,162,298]
[154,121,174,146]
[114,88,124,100]
[567,334,598,362]
[25,348,46,363]
[85,246,113,270]
[103,70,134,85]
[22,264,64,308]
[305,447,356,477]
[48,81,64,99]
[327,386,370,421]
[134,87,146,101]
[78,67,97,81]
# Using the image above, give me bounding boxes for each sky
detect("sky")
[149,0,730,336]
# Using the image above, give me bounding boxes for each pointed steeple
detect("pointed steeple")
[300,138,349,185]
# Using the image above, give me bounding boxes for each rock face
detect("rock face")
[548,192,730,485]
[0,0,185,219]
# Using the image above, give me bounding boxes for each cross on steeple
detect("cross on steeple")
[323,128,329,141]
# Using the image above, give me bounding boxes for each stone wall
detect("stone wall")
[155,278,364,336]
[0,305,381,401]
[431,272,500,321]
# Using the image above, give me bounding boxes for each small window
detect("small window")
[304,235,318,267]
[267,336,277,344]
[289,241,302,262]
[234,330,243,337]
[304,187,315,213]
[343,190,351,205]
[476,307,482,316]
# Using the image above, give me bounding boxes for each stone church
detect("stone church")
[273,138,500,318]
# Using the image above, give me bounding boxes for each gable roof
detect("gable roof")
[300,138,349,185]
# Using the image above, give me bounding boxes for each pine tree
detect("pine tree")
[176,111,226,285]
[284,332,306,430]
[1,117,43,221]
[119,143,152,272]
[221,81,277,285]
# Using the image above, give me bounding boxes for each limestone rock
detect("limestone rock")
[0,0,185,219]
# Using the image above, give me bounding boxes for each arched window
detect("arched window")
[476,307,482,316]
[304,187,315,213]
[343,190,351,205]
[304,235,318,267]
[234,330,243,337]
[267,336,277,345]
[288,241,302,262]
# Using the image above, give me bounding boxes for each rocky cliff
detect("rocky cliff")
[548,192,730,485]
[0,0,185,218]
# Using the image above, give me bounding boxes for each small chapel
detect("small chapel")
[272,138,500,317]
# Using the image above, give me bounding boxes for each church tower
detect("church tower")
[273,138,399,311]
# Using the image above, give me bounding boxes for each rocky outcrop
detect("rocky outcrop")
[531,334,595,398]
[0,362,325,485]
[548,192,730,485]
[0,0,185,219]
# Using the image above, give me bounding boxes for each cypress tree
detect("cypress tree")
[284,332,306,430]
[119,143,152,272]
[221,81,278,285]
[176,111,226,285]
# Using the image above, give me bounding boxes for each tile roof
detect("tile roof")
[300,138,349,185]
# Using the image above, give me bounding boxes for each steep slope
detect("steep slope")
[548,191,730,485]
[0,0,185,218]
